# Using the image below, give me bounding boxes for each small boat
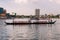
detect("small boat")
[5,18,56,25]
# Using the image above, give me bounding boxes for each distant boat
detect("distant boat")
[5,18,56,25]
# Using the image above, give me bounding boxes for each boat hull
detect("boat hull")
[5,21,56,25]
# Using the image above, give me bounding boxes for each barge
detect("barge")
[5,18,56,25]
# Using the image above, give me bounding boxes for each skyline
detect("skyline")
[0,0,60,15]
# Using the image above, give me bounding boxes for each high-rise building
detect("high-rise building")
[35,9,40,19]
[0,7,3,14]
[0,7,6,17]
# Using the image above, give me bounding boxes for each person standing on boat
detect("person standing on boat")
[51,19,52,22]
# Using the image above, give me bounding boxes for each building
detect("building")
[0,7,6,18]
[0,7,3,13]
[35,9,40,19]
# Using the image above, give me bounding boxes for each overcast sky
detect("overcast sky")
[0,0,60,15]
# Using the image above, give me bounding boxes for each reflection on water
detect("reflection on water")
[0,19,60,40]
[0,24,57,40]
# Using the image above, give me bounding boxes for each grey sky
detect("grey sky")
[0,0,60,15]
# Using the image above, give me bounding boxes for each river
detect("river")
[0,19,60,40]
